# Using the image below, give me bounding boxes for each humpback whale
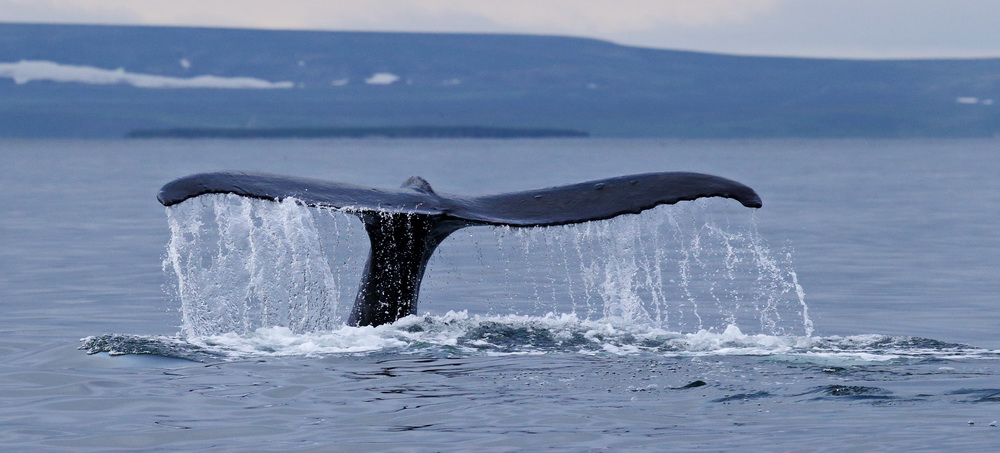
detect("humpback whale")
[158,171,761,327]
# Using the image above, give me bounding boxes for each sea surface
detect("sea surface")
[1,138,999,451]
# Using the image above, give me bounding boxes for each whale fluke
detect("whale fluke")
[158,171,761,326]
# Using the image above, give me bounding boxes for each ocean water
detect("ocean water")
[2,138,999,451]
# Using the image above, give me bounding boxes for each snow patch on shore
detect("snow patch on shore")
[0,60,294,89]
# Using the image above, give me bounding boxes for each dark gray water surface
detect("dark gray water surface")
[2,138,999,451]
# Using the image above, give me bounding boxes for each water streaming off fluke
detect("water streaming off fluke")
[164,194,366,337]
[161,194,812,346]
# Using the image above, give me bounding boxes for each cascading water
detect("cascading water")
[435,199,812,337]
[163,194,812,340]
[164,194,367,337]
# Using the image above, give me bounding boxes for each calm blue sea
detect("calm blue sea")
[1,138,999,451]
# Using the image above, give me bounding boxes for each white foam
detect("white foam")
[172,311,993,363]
[0,60,294,89]
[194,325,410,356]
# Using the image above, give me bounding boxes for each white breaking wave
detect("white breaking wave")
[0,60,294,89]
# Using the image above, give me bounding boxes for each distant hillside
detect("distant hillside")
[1,22,997,138]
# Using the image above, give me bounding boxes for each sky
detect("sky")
[1,0,998,59]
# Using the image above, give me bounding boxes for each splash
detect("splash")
[163,194,812,342]
[164,194,366,337]
[434,200,813,336]
[82,313,992,362]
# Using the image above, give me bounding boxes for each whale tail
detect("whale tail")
[159,171,761,326]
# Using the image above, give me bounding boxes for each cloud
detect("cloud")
[0,0,781,33]
[380,1,783,33]
[2,0,997,58]
[0,0,141,24]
